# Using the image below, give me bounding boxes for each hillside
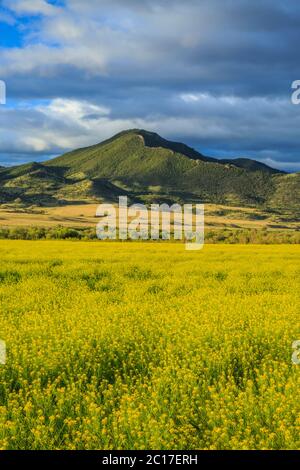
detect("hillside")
[0,129,298,218]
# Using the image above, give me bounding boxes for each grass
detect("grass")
[0,202,298,230]
[0,241,299,450]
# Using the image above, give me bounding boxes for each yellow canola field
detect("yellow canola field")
[0,241,299,450]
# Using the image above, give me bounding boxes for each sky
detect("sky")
[0,0,300,171]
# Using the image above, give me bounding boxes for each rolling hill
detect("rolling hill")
[0,129,298,218]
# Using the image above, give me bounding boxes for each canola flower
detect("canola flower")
[0,240,299,450]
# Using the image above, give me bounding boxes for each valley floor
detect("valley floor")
[0,241,299,449]
[0,203,298,230]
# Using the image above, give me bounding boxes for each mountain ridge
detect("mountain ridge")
[44,129,284,175]
[0,129,298,215]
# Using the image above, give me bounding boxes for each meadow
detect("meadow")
[0,202,298,231]
[0,241,299,450]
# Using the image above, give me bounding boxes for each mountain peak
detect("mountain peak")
[106,128,215,163]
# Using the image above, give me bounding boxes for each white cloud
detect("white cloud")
[180,93,210,103]
[4,0,60,16]
[0,1,220,78]
[22,136,49,152]
[0,44,107,77]
[38,99,110,122]
[0,98,146,161]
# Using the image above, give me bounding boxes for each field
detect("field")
[0,202,298,230]
[0,241,299,450]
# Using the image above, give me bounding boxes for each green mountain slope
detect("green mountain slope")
[219,158,283,174]
[268,173,300,211]
[0,129,298,216]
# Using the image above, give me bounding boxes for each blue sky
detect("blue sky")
[0,0,300,171]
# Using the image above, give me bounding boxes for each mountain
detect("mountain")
[0,129,298,215]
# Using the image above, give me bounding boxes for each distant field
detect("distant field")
[0,204,99,227]
[0,203,298,231]
[0,241,299,449]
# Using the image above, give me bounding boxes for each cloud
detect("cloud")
[0,98,145,164]
[0,43,107,77]
[3,0,60,16]
[38,98,110,121]
[2,0,298,92]
[0,0,299,170]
